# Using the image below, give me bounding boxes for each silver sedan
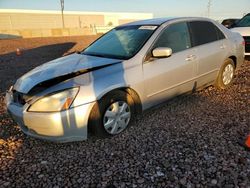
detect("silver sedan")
[6,17,245,142]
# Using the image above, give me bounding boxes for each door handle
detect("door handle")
[185,54,196,61]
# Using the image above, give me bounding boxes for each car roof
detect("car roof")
[121,17,211,26]
[122,17,176,26]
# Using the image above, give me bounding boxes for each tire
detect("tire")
[88,90,135,138]
[215,58,235,89]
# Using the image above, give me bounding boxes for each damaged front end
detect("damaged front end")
[5,53,122,142]
[8,68,88,109]
[6,74,95,142]
[6,89,95,142]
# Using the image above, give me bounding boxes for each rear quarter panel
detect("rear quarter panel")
[217,23,245,69]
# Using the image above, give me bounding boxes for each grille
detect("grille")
[243,36,250,53]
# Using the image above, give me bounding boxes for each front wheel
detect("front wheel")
[215,58,235,89]
[88,90,135,138]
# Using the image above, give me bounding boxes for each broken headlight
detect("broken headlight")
[28,88,79,112]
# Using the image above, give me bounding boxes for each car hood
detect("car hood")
[14,53,122,94]
[230,27,250,36]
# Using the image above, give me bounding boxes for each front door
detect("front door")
[143,22,197,108]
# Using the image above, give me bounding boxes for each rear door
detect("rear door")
[143,22,198,108]
[188,21,228,87]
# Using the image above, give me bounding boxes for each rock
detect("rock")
[41,161,48,165]
[211,179,217,185]
[137,178,145,184]
[156,171,165,177]
[38,174,44,178]
[3,182,10,186]
[180,177,187,185]
[77,178,83,183]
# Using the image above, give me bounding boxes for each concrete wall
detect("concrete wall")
[0,9,153,39]
[0,28,94,39]
[0,13,105,29]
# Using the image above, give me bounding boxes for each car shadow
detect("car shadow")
[0,42,76,93]
[0,42,76,140]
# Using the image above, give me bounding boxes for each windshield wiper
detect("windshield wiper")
[82,52,105,57]
[82,52,126,60]
[63,50,81,57]
[87,53,107,58]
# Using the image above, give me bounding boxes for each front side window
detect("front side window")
[189,21,225,46]
[83,25,157,59]
[236,15,250,27]
[153,22,191,53]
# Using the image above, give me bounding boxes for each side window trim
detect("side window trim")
[187,21,195,48]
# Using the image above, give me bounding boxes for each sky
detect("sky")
[0,0,250,21]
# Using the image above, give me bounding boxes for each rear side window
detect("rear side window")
[189,21,225,47]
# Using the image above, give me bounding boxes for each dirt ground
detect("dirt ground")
[0,36,249,187]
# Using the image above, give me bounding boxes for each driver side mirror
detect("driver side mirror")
[152,47,172,58]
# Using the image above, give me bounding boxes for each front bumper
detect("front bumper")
[5,92,95,142]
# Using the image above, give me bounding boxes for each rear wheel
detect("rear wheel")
[215,58,235,89]
[88,90,135,138]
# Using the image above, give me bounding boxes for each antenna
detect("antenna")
[207,0,212,18]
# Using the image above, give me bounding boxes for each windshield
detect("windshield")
[235,15,250,27]
[83,25,158,59]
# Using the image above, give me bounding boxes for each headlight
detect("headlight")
[28,88,79,112]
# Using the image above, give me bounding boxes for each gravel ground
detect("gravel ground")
[0,36,249,188]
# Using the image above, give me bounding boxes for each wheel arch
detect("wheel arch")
[96,86,143,114]
[228,55,237,68]
[119,87,143,114]
[87,87,142,135]
[215,56,236,89]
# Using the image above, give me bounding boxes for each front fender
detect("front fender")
[72,63,128,107]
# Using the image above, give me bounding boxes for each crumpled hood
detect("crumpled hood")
[14,53,121,94]
[230,27,250,36]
